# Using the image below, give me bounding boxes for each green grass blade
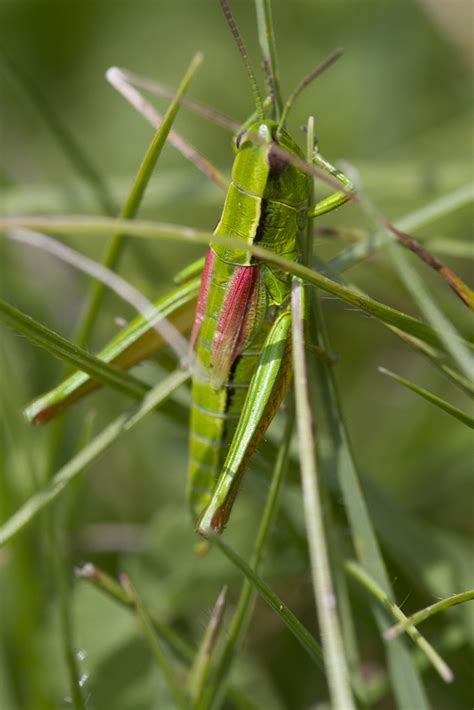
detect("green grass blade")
[346,561,454,684]
[329,182,474,273]
[291,278,355,710]
[0,296,152,409]
[254,0,283,118]
[386,327,474,397]
[51,526,85,710]
[75,52,203,348]
[0,369,188,547]
[76,564,252,709]
[24,277,198,424]
[385,589,474,641]
[188,586,228,706]
[1,215,469,357]
[204,402,295,710]
[120,573,188,710]
[384,236,473,381]
[379,367,474,428]
[210,535,324,669]
[310,293,431,708]
[76,563,195,663]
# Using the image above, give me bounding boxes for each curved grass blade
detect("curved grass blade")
[75,52,203,348]
[255,0,283,118]
[76,564,252,709]
[0,296,152,406]
[309,288,431,706]
[202,403,295,710]
[0,369,188,548]
[384,589,474,641]
[346,561,454,684]
[0,215,469,357]
[24,278,198,424]
[329,183,474,274]
[210,535,324,669]
[8,228,190,367]
[385,327,474,398]
[291,278,355,710]
[106,66,228,192]
[379,367,474,429]
[110,67,239,133]
[188,586,228,706]
[120,573,187,710]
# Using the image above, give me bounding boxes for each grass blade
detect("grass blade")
[24,278,198,424]
[76,563,195,662]
[386,327,474,398]
[346,561,454,684]
[0,296,152,411]
[76,564,252,709]
[188,586,228,706]
[379,367,474,428]
[75,52,203,348]
[329,183,474,274]
[120,573,188,709]
[291,278,355,710]
[310,294,431,707]
[1,215,469,357]
[8,228,190,366]
[210,535,324,669]
[254,0,283,118]
[203,402,295,710]
[385,589,474,641]
[0,369,188,547]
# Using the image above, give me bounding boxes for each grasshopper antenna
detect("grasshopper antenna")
[278,47,343,131]
[219,0,265,120]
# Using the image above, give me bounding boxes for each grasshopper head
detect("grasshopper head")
[232,119,310,205]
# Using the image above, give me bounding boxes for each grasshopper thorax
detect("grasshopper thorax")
[232,119,310,208]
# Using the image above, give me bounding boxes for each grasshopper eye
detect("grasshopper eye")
[266,142,289,174]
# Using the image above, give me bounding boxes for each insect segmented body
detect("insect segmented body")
[188,119,311,534]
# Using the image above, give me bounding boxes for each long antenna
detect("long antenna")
[278,47,343,130]
[219,0,264,120]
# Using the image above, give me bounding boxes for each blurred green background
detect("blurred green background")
[0,1,473,708]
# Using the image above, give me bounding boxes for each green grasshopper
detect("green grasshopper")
[25,0,357,536]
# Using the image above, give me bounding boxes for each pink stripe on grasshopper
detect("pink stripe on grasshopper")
[210,264,263,390]
[189,247,215,353]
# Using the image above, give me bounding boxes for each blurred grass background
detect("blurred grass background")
[0,1,473,708]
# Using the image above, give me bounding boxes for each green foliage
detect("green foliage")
[0,1,473,708]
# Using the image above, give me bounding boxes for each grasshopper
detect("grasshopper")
[22,1,356,536]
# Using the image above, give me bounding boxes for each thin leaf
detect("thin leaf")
[386,327,474,398]
[188,586,228,706]
[203,402,296,710]
[75,52,203,348]
[76,564,251,709]
[385,589,474,640]
[210,535,324,669]
[120,573,188,710]
[0,369,188,547]
[0,296,152,414]
[329,183,474,273]
[291,278,355,709]
[0,215,469,358]
[310,293,431,708]
[379,367,474,428]
[346,561,454,684]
